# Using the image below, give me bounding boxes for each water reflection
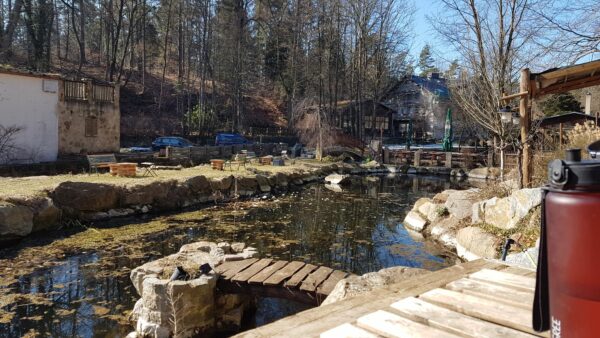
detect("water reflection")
[0,174,467,337]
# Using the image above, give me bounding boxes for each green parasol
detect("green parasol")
[442,108,453,152]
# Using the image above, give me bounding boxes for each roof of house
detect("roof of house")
[537,111,597,127]
[382,75,450,100]
[0,65,63,80]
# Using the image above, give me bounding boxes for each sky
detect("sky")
[410,1,456,70]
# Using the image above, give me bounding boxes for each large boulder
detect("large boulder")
[185,176,211,195]
[403,211,427,232]
[322,266,429,305]
[234,177,258,196]
[429,216,460,248]
[123,181,173,206]
[6,196,60,232]
[468,167,501,180]
[472,188,542,230]
[456,226,501,260]
[324,174,350,185]
[0,202,34,239]
[52,181,120,212]
[154,183,192,210]
[444,189,479,221]
[255,175,271,192]
[210,176,233,191]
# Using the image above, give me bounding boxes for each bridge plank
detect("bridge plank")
[219,259,259,280]
[390,297,535,337]
[300,266,334,292]
[320,323,380,338]
[419,288,539,335]
[468,269,535,292]
[445,277,533,309]
[356,310,459,338]
[248,261,289,284]
[264,261,305,286]
[284,264,318,288]
[317,270,348,296]
[231,259,273,282]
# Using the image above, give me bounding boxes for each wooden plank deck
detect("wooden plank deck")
[215,259,349,306]
[233,259,549,338]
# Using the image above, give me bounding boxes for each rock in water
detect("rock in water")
[324,174,350,185]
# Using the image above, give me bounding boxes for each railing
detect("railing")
[383,148,488,169]
[64,80,87,101]
[92,84,114,102]
[164,143,287,163]
[63,80,115,103]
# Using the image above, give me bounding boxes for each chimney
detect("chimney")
[585,92,592,115]
[429,72,440,80]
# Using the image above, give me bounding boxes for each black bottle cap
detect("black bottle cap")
[548,149,600,191]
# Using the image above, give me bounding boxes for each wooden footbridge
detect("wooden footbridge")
[214,259,352,306]
[233,259,549,338]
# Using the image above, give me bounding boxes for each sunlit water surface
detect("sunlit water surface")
[0,174,469,337]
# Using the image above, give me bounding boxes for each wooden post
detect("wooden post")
[414,150,421,167]
[445,152,452,168]
[520,69,532,188]
[559,123,563,149]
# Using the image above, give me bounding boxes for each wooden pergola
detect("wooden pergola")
[503,59,600,187]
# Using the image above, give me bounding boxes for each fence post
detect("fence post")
[487,150,494,167]
[445,152,452,168]
[414,150,421,167]
[383,148,390,164]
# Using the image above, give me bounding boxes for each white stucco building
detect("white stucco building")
[0,71,60,163]
[0,69,120,165]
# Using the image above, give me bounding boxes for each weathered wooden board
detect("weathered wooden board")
[469,269,535,291]
[446,278,534,309]
[356,310,459,338]
[219,259,259,280]
[419,288,541,335]
[390,297,535,337]
[248,261,288,284]
[233,260,508,338]
[300,266,334,292]
[264,261,305,286]
[317,270,348,296]
[320,323,380,338]
[231,259,273,282]
[501,265,536,277]
[284,264,318,288]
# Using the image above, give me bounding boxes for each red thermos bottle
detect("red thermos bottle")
[534,146,600,337]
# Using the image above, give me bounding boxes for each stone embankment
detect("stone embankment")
[403,183,541,267]
[0,164,340,243]
[128,241,258,338]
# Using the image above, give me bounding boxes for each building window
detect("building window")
[85,116,98,137]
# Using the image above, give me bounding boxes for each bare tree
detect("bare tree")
[0,125,23,164]
[430,0,549,176]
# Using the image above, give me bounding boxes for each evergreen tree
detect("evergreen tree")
[418,44,438,77]
[444,59,459,79]
[540,93,583,116]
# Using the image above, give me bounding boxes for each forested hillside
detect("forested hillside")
[0,0,414,138]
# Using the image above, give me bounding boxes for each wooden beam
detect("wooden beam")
[535,73,600,97]
[501,91,529,101]
[536,60,600,80]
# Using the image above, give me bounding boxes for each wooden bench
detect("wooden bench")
[87,154,117,174]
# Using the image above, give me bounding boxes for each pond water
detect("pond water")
[0,174,469,337]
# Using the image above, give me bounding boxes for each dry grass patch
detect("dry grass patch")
[0,159,331,198]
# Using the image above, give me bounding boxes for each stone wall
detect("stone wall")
[0,164,339,244]
[129,241,258,338]
[403,185,541,262]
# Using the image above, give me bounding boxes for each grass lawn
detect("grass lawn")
[0,159,332,199]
